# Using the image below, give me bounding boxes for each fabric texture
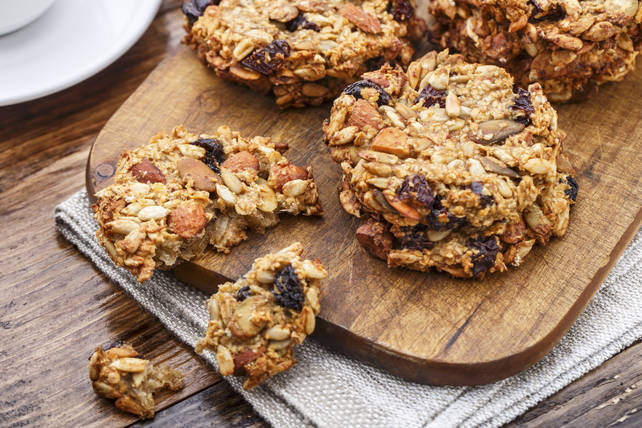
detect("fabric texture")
[55,190,642,427]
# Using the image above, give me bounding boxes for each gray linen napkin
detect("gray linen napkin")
[55,190,641,427]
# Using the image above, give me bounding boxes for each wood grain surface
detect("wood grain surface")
[0,1,640,426]
[87,40,642,385]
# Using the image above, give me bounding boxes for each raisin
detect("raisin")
[388,0,414,22]
[285,12,320,32]
[425,195,466,230]
[343,80,391,106]
[565,176,578,202]
[529,0,565,22]
[182,0,218,25]
[414,84,446,108]
[397,224,434,250]
[512,88,534,126]
[191,138,225,173]
[397,175,434,209]
[365,56,397,71]
[235,286,251,302]
[467,235,500,276]
[469,181,494,207]
[241,40,291,75]
[272,265,304,311]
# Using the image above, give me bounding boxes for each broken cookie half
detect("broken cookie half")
[92,125,322,282]
[196,242,326,389]
[89,344,183,419]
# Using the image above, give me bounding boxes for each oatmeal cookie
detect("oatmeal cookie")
[182,0,426,108]
[429,0,642,102]
[196,242,326,389]
[324,50,577,277]
[93,125,321,282]
[89,344,183,419]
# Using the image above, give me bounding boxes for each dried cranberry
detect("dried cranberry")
[343,80,391,106]
[565,176,578,202]
[388,0,414,21]
[182,0,218,25]
[285,12,320,32]
[529,1,565,22]
[512,88,534,126]
[397,175,434,208]
[425,195,466,230]
[272,265,304,311]
[235,286,251,302]
[414,84,446,108]
[241,40,291,75]
[397,224,434,250]
[191,138,225,173]
[467,235,500,276]
[469,181,494,207]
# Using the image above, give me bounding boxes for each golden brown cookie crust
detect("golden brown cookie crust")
[429,0,642,102]
[92,125,322,282]
[182,0,426,107]
[324,50,578,277]
[196,242,326,389]
[89,344,183,419]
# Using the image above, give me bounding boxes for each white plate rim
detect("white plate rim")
[0,0,162,106]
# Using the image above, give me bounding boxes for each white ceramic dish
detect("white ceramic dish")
[0,0,162,106]
[0,0,57,35]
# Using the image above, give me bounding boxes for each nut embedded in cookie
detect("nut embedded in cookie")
[92,125,323,282]
[182,0,426,108]
[324,50,578,278]
[88,344,183,419]
[196,242,327,389]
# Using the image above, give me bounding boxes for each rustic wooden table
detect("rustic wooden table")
[0,1,640,426]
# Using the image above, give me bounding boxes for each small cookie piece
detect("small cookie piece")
[324,50,577,277]
[196,242,326,389]
[429,0,642,102]
[93,125,322,282]
[182,0,426,108]
[89,344,183,419]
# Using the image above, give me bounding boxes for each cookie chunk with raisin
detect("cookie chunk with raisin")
[429,0,642,102]
[324,50,578,277]
[89,344,183,419]
[92,126,322,282]
[196,242,326,389]
[182,0,426,108]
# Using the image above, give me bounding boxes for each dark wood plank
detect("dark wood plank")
[86,37,642,385]
[0,0,638,426]
[507,340,642,428]
[131,380,266,428]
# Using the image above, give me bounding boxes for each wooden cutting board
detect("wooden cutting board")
[87,46,642,385]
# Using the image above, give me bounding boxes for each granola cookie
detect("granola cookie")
[92,125,321,282]
[429,0,642,102]
[196,242,326,389]
[182,0,426,108]
[89,344,184,419]
[323,50,578,278]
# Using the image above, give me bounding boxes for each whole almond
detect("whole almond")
[221,151,259,173]
[177,157,219,192]
[131,159,165,184]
